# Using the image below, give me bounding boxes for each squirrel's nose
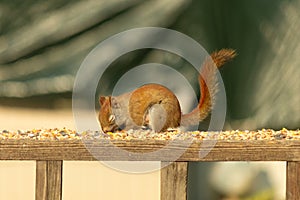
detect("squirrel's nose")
[102,127,111,133]
[102,125,118,133]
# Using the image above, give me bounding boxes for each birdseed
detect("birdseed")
[0,128,299,141]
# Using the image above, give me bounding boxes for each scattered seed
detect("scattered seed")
[0,128,298,141]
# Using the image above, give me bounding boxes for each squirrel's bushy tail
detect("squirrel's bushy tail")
[181,49,236,127]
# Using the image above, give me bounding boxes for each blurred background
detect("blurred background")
[0,0,299,199]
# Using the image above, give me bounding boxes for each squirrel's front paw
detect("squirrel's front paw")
[166,127,181,132]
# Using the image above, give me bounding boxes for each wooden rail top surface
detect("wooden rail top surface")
[0,128,299,161]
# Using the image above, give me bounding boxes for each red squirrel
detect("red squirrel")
[98,49,236,132]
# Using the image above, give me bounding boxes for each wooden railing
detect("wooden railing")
[0,139,299,200]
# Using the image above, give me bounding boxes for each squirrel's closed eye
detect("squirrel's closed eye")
[109,114,115,123]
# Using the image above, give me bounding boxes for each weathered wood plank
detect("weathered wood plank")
[36,161,47,200]
[161,162,188,200]
[47,161,63,200]
[36,161,63,200]
[286,161,300,200]
[0,140,299,161]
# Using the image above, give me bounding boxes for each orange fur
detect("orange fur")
[98,49,236,132]
[181,49,236,126]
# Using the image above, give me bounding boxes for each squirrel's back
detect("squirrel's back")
[129,84,181,132]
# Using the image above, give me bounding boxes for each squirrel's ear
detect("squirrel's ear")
[99,96,112,105]
[99,96,107,105]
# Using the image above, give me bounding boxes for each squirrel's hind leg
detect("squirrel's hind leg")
[144,104,168,132]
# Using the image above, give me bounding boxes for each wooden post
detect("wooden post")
[36,161,63,200]
[161,162,188,200]
[286,161,300,200]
